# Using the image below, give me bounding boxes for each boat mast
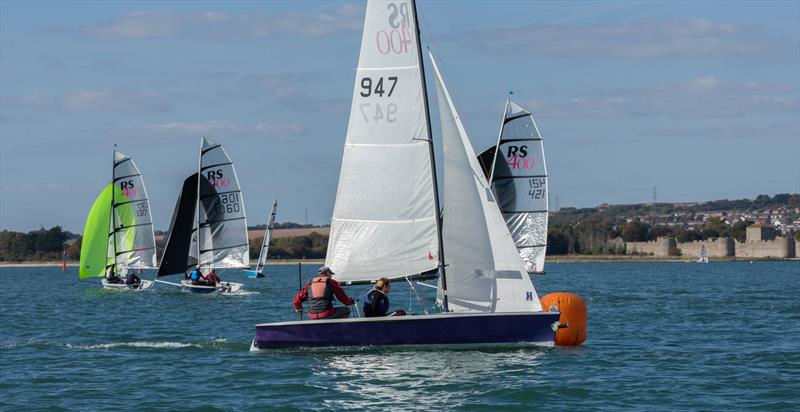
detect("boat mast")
[411,0,449,312]
[488,96,512,185]
[195,137,203,273]
[110,145,119,277]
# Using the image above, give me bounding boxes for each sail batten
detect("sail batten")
[326,0,439,283]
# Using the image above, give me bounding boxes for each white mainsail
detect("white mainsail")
[111,151,157,270]
[489,100,549,273]
[197,137,249,269]
[326,0,439,282]
[698,244,709,263]
[430,52,543,313]
[255,198,278,273]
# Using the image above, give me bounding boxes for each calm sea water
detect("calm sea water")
[1,262,798,411]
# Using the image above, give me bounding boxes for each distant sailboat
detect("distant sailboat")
[79,150,156,290]
[697,244,709,263]
[478,99,549,274]
[157,137,248,293]
[245,198,277,278]
[252,0,558,350]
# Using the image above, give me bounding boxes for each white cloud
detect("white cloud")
[641,121,799,140]
[140,120,242,135]
[686,75,720,91]
[94,120,305,139]
[2,90,172,113]
[255,122,304,136]
[77,4,363,40]
[520,76,798,119]
[456,19,796,60]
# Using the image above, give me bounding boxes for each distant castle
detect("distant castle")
[625,221,796,258]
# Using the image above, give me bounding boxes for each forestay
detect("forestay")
[111,151,157,270]
[197,137,249,269]
[488,101,549,273]
[430,52,543,313]
[326,0,439,283]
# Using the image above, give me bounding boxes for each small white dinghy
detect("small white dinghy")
[157,137,250,293]
[179,280,244,294]
[244,198,277,279]
[79,149,159,290]
[102,278,155,290]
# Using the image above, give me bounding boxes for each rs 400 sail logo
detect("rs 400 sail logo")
[206,169,229,189]
[505,145,536,170]
[119,180,140,198]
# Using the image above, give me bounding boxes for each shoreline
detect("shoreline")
[0,257,795,268]
[0,259,327,268]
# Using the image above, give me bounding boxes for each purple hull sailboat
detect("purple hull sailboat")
[252,0,558,350]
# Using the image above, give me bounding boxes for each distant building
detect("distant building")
[746,221,776,242]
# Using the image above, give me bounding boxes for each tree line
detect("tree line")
[0,226,79,262]
[2,217,796,263]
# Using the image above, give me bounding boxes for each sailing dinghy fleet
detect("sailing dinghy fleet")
[79,138,249,294]
[77,0,586,348]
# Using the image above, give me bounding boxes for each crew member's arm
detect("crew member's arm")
[329,279,355,306]
[293,284,309,311]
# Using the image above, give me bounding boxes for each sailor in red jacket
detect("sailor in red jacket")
[293,266,355,319]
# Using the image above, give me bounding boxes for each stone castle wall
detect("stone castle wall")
[735,237,796,258]
[678,238,734,258]
[626,237,676,256]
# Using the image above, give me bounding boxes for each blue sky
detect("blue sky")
[1,0,798,233]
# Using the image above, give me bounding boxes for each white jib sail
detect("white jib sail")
[326,0,439,283]
[430,52,543,313]
[255,198,277,272]
[111,151,157,270]
[489,100,549,273]
[197,137,249,269]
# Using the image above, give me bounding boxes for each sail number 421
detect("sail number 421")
[528,178,546,200]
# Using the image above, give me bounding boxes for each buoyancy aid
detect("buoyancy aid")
[307,275,334,316]
[364,289,390,317]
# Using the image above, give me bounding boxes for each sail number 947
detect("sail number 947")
[360,77,397,97]
[359,77,398,123]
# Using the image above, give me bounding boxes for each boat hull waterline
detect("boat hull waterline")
[180,280,244,294]
[243,270,265,279]
[252,311,560,350]
[101,279,154,290]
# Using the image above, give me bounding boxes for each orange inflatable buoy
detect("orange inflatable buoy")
[541,292,587,346]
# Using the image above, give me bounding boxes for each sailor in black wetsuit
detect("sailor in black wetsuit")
[363,277,405,317]
[105,266,123,284]
[125,273,142,288]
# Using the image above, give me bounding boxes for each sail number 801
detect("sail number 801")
[216,193,241,214]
